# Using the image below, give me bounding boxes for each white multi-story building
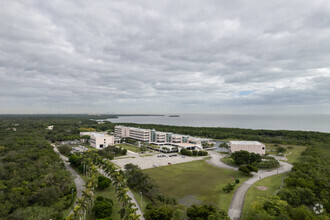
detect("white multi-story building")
[114,125,130,138]
[90,133,114,149]
[228,141,266,155]
[114,125,213,150]
[80,132,115,149]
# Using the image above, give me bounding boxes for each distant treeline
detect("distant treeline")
[116,123,330,145]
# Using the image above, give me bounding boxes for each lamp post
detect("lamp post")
[71,188,74,202]
[140,191,143,208]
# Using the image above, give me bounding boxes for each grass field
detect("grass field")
[131,189,152,213]
[265,144,306,164]
[143,160,250,211]
[241,173,288,219]
[220,157,236,166]
[116,143,141,153]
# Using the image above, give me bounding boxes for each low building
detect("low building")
[228,141,265,155]
[90,133,115,149]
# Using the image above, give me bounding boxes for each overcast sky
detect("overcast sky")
[1,0,330,114]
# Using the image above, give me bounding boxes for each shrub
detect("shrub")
[223,183,235,193]
[239,165,258,176]
[58,145,72,156]
[257,160,279,169]
[93,196,113,218]
[235,179,240,184]
[97,175,111,190]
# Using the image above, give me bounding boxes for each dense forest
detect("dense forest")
[0,117,75,219]
[0,115,329,219]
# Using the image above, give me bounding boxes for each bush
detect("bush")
[235,179,240,184]
[257,160,280,169]
[58,145,72,156]
[93,196,113,219]
[144,205,173,220]
[181,149,208,156]
[98,175,111,190]
[277,146,287,154]
[223,183,235,193]
[239,165,258,176]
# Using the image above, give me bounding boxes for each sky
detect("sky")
[1,0,330,114]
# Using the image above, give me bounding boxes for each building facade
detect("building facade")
[90,133,115,149]
[228,141,266,155]
[114,125,213,150]
[80,132,115,149]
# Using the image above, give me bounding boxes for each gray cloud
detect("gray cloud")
[0,0,330,114]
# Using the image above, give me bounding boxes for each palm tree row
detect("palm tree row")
[67,151,141,220]
[66,153,99,220]
[97,157,141,220]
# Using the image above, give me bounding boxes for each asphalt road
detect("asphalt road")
[52,144,85,202]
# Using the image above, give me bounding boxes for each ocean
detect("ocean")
[107,114,330,133]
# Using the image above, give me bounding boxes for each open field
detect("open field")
[143,160,250,211]
[265,144,306,164]
[116,143,141,153]
[241,173,288,219]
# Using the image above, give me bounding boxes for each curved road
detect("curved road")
[52,144,85,199]
[206,151,293,220]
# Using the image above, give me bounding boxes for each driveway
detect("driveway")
[206,151,238,171]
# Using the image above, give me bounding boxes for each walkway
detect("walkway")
[206,151,238,170]
[205,151,292,220]
[227,161,292,220]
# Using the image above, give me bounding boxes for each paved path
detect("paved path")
[206,151,238,170]
[52,144,85,201]
[227,161,293,220]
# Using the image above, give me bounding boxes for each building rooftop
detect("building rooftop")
[230,141,264,145]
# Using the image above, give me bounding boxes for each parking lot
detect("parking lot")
[112,153,206,170]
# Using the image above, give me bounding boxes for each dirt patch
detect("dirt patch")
[255,186,268,191]
[178,195,202,206]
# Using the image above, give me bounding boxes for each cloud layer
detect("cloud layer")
[1,0,330,114]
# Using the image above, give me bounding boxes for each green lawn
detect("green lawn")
[241,173,288,219]
[220,157,236,166]
[285,145,307,164]
[80,144,99,151]
[265,144,306,164]
[131,189,152,213]
[116,143,140,153]
[143,160,250,211]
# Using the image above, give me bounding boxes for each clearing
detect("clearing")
[143,160,250,211]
